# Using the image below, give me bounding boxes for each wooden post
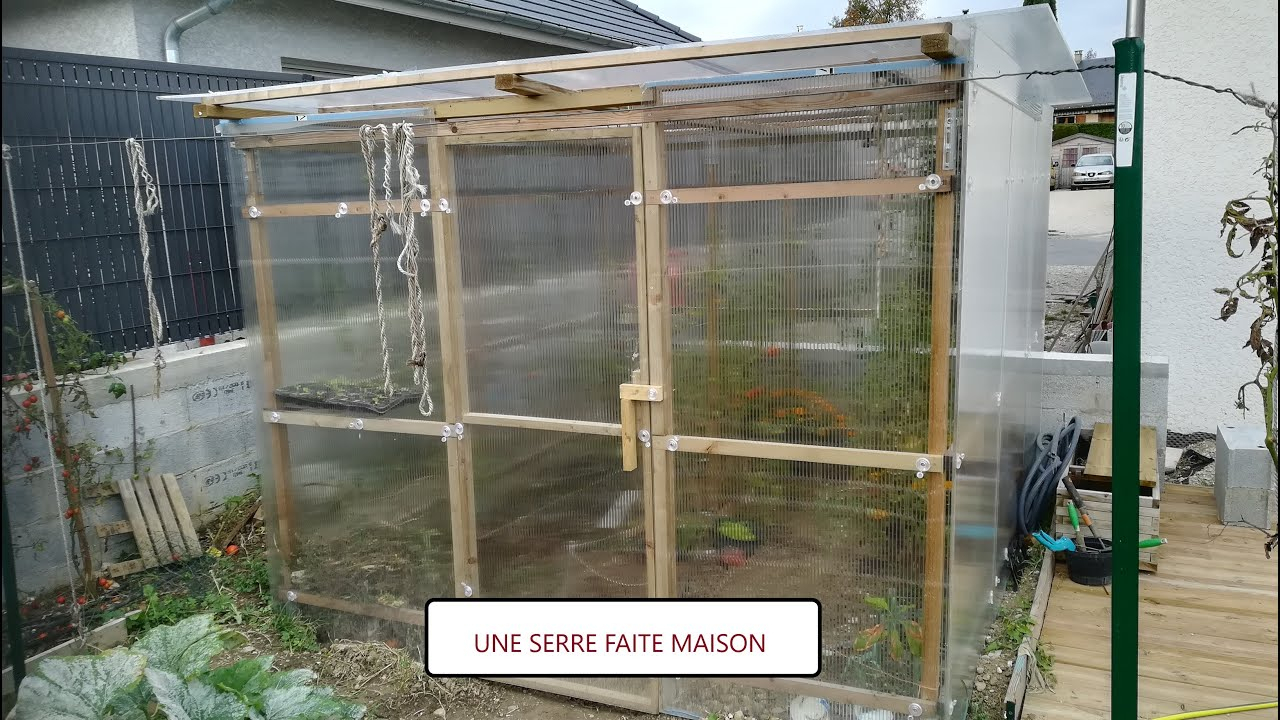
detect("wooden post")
[640,122,677,598]
[919,65,959,700]
[427,136,480,599]
[243,150,297,581]
[28,290,95,593]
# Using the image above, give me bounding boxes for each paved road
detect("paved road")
[1047,187,1113,266]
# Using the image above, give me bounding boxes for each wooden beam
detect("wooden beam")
[193,104,291,120]
[651,175,952,205]
[919,62,959,701]
[291,591,424,626]
[433,86,644,119]
[178,22,952,109]
[495,73,569,97]
[920,33,959,61]
[262,409,448,437]
[427,136,480,600]
[461,412,621,436]
[241,199,420,219]
[630,125,658,604]
[232,83,958,149]
[619,383,665,401]
[710,678,934,717]
[658,434,946,472]
[439,126,637,145]
[492,678,659,714]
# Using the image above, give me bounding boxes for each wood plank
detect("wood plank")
[193,103,291,120]
[264,409,448,437]
[495,678,659,715]
[130,473,174,562]
[105,559,147,578]
[234,83,958,148]
[180,22,952,108]
[1005,550,1055,720]
[620,397,638,472]
[291,591,424,626]
[649,175,951,205]
[1083,422,1112,478]
[619,383,664,401]
[462,412,621,436]
[241,198,420,218]
[713,678,933,717]
[631,125,658,605]
[115,476,159,568]
[161,473,202,557]
[436,86,644,119]
[494,73,568,97]
[919,67,956,700]
[428,135,480,599]
[95,520,132,538]
[660,434,945,472]
[440,127,637,145]
[920,33,958,61]
[144,474,188,560]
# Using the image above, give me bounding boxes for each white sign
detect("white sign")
[1115,72,1138,167]
[426,599,821,677]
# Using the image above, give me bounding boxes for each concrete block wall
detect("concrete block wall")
[4,338,258,596]
[1038,352,1170,475]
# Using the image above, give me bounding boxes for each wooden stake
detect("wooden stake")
[920,64,959,700]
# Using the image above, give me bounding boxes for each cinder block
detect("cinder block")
[1215,423,1273,527]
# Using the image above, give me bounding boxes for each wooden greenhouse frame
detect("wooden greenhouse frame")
[171,10,1087,717]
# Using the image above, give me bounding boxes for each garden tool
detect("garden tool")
[1138,537,1167,549]
[1061,475,1103,545]
[1033,530,1075,553]
[1067,502,1085,549]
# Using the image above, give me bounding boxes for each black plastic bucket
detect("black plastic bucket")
[1066,537,1113,586]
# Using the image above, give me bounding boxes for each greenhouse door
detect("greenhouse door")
[436,127,661,712]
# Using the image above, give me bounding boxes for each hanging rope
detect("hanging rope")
[3,144,84,635]
[357,123,434,417]
[123,138,168,396]
[391,123,433,418]
[358,125,395,397]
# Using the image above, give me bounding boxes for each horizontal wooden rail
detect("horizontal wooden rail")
[233,82,957,149]
[241,198,426,219]
[491,678,659,714]
[262,409,448,437]
[658,434,943,472]
[180,22,951,108]
[652,175,951,205]
[440,126,637,145]
[291,591,424,626]
[462,412,622,437]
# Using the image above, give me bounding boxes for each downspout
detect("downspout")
[164,0,236,63]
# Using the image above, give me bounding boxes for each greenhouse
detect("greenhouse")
[165,6,1089,717]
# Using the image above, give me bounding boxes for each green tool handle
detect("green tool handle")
[1068,503,1081,530]
[1138,537,1167,549]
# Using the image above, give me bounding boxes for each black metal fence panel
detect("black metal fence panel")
[1,48,309,365]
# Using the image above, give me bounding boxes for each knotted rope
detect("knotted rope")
[123,138,168,395]
[357,123,434,417]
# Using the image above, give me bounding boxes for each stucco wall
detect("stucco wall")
[3,0,575,73]
[1144,0,1278,432]
[5,339,256,596]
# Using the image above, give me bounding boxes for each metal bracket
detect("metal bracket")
[623,191,643,207]
[942,107,957,171]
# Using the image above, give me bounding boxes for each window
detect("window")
[1083,146,1098,156]
[280,57,387,79]
[1055,116,1074,124]
[1062,148,1079,167]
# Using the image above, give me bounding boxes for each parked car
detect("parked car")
[1071,153,1115,189]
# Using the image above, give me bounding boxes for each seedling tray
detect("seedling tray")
[274,380,415,415]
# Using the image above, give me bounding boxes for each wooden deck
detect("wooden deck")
[1023,485,1279,720]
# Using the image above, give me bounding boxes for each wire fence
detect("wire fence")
[0,48,311,368]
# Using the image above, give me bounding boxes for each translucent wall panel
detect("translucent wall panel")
[276,426,450,651]
[451,138,640,422]
[471,427,645,598]
[671,453,928,702]
[249,148,442,420]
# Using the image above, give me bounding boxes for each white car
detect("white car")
[1071,153,1115,189]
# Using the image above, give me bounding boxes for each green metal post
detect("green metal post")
[1112,1,1144,716]
[2,479,27,689]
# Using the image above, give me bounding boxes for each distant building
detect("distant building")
[1050,132,1115,188]
[1054,54,1116,124]
[1,0,697,74]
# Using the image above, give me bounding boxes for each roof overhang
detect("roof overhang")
[334,0,632,52]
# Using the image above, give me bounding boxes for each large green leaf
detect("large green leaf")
[863,596,890,612]
[147,668,248,720]
[252,686,366,720]
[207,656,276,698]
[133,615,229,679]
[14,651,146,720]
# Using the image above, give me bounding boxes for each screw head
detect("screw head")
[647,387,658,401]
[462,583,473,598]
[908,703,924,717]
[285,590,297,602]
[248,206,261,219]
[269,412,280,423]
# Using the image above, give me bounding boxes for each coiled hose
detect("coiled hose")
[1016,416,1082,539]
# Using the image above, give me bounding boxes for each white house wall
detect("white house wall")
[1144,0,1278,432]
[3,0,575,74]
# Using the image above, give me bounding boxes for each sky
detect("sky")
[640,0,1124,58]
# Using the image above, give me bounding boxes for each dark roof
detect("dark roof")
[1058,56,1115,109]
[413,0,700,48]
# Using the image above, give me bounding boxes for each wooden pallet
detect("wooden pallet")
[94,473,203,578]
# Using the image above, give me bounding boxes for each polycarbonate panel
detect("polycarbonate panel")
[451,138,640,422]
[672,454,928,701]
[248,147,442,421]
[471,427,646,598]
[273,425,450,651]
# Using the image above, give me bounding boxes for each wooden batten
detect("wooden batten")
[495,73,569,97]
[650,176,952,205]
[462,412,621,436]
[920,33,959,60]
[194,104,291,120]
[261,409,448,437]
[659,435,946,472]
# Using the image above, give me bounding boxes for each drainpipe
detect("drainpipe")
[164,0,236,63]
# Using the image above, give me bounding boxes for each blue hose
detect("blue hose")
[1016,417,1083,546]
